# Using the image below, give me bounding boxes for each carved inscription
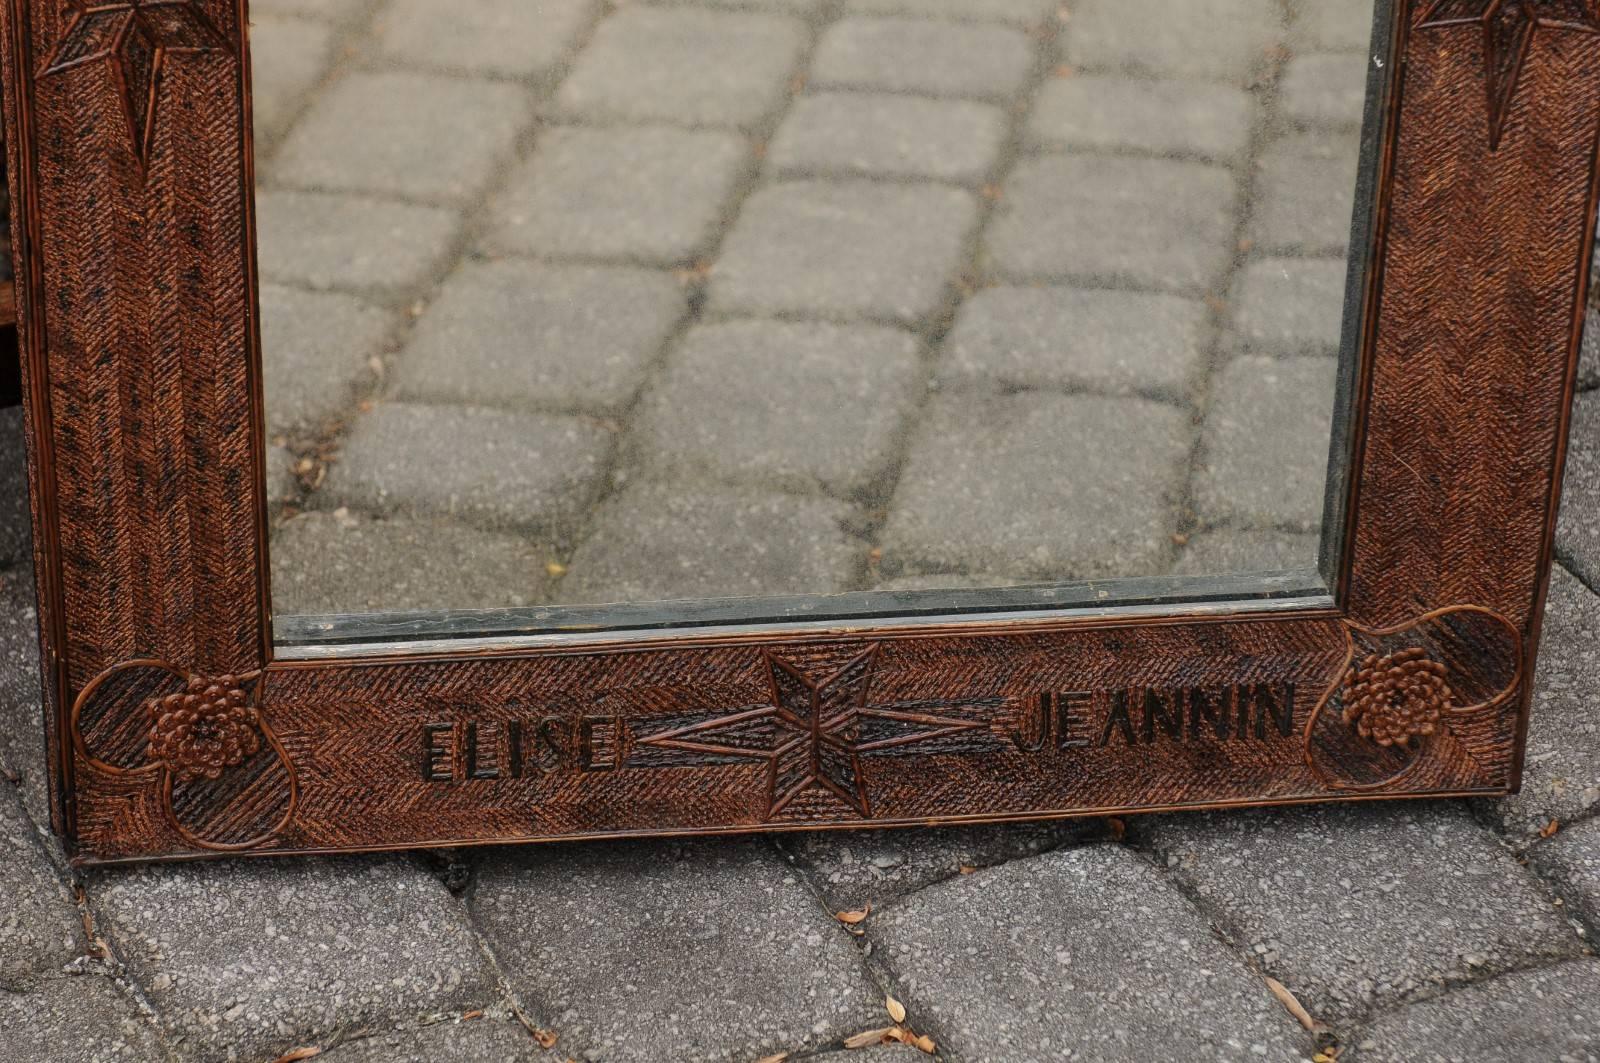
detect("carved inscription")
[420,714,622,782]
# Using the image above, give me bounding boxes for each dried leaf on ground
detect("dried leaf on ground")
[1265,976,1316,1030]
[271,1049,322,1063]
[836,903,871,925]
[844,1027,896,1049]
[885,996,906,1023]
[1540,818,1560,838]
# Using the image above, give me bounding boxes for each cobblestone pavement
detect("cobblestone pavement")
[5,392,1600,1061]
[255,0,1366,619]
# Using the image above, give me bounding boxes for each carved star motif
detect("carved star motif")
[637,647,985,819]
[1417,0,1600,149]
[43,0,230,167]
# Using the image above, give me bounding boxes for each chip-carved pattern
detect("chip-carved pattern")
[0,0,1594,861]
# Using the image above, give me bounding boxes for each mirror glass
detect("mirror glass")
[253,0,1385,645]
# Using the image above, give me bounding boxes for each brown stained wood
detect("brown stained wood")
[0,0,1595,863]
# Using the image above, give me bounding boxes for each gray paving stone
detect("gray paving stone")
[810,17,1034,101]
[1292,0,1377,53]
[266,444,299,510]
[1249,132,1361,256]
[483,126,750,266]
[1558,390,1600,588]
[768,92,1007,186]
[251,0,372,22]
[1352,959,1600,1063]
[0,783,80,987]
[0,973,167,1063]
[1140,803,1581,1021]
[255,190,461,293]
[844,0,1057,25]
[632,320,923,495]
[1172,528,1323,576]
[318,1016,563,1062]
[270,511,555,616]
[986,155,1239,292]
[1580,304,1600,390]
[872,844,1308,1060]
[0,570,49,830]
[1229,257,1349,358]
[272,72,533,203]
[558,480,860,604]
[0,407,30,566]
[1025,75,1255,161]
[262,283,393,435]
[391,261,686,412]
[325,403,613,542]
[939,285,1209,399]
[780,821,1093,911]
[371,0,598,80]
[1194,355,1338,531]
[1064,0,1285,84]
[810,1048,924,1063]
[552,8,807,131]
[1483,566,1600,841]
[469,839,881,1062]
[89,856,497,1062]
[708,180,979,325]
[1530,815,1600,937]
[1281,53,1371,128]
[880,392,1188,580]
[249,16,337,146]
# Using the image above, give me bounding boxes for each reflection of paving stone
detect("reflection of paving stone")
[0,973,166,1062]
[844,0,1057,25]
[1229,257,1349,357]
[1530,816,1600,936]
[261,284,391,434]
[1291,1,1376,53]
[1194,355,1337,531]
[484,126,750,265]
[1025,76,1255,162]
[1580,306,1600,389]
[0,783,80,985]
[272,72,533,203]
[248,16,336,145]
[392,261,686,412]
[939,286,1209,399]
[1351,960,1600,1063]
[768,92,1007,186]
[318,1018,564,1063]
[1143,804,1581,1022]
[89,857,498,1063]
[559,480,859,603]
[986,155,1238,292]
[633,321,923,495]
[1172,528,1322,576]
[251,0,372,21]
[470,840,881,1063]
[638,0,828,15]
[1249,133,1361,256]
[552,8,807,131]
[265,444,298,510]
[1064,0,1284,84]
[0,573,50,830]
[0,410,28,566]
[811,17,1034,101]
[880,393,1187,580]
[871,845,1307,1060]
[1557,392,1599,588]
[1281,53,1371,128]
[255,191,460,292]
[1480,566,1600,841]
[780,821,1091,910]
[371,0,598,80]
[327,403,612,542]
[270,511,555,616]
[709,181,978,325]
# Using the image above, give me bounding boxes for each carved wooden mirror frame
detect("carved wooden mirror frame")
[3,0,1597,864]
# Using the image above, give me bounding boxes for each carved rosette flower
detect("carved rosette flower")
[1340,647,1453,748]
[146,674,261,781]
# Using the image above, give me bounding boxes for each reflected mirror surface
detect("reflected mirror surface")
[255,0,1384,644]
